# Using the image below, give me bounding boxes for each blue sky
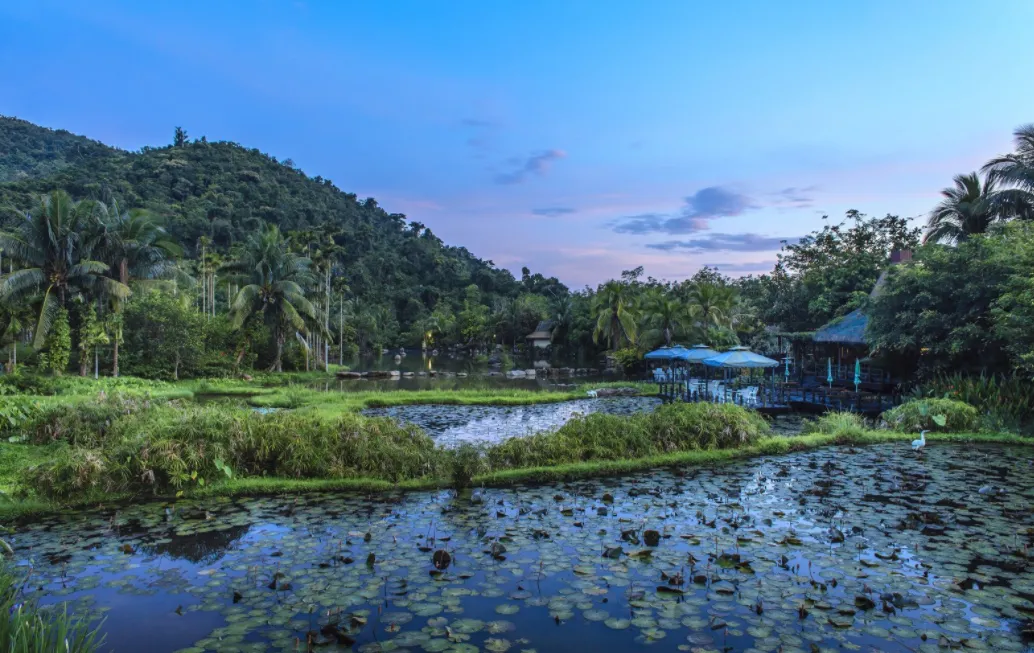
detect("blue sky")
[3,1,1033,287]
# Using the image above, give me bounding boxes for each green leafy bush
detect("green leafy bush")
[803,412,869,438]
[882,399,978,433]
[449,443,488,488]
[0,396,43,440]
[921,373,1034,434]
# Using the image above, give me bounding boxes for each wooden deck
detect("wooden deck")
[657,380,900,416]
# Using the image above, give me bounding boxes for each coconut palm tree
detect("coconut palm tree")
[923,172,1003,244]
[982,124,1034,220]
[592,281,637,350]
[88,201,182,285]
[0,191,129,350]
[686,282,735,332]
[224,225,321,372]
[642,288,687,348]
[88,200,184,375]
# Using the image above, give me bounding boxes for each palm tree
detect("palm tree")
[88,201,183,375]
[89,201,182,285]
[548,294,574,348]
[982,124,1034,220]
[686,282,735,332]
[224,225,321,372]
[923,172,1003,244]
[592,281,637,350]
[642,288,687,348]
[0,191,129,350]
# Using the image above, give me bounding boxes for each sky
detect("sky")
[2,1,1034,288]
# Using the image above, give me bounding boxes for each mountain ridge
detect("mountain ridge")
[0,117,563,346]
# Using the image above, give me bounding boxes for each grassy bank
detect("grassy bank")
[0,391,1028,520]
[248,386,589,414]
[0,429,1025,520]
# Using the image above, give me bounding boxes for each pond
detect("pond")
[11,443,1034,653]
[362,397,663,447]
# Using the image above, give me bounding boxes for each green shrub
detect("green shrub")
[804,411,869,438]
[646,402,769,450]
[487,402,767,469]
[882,399,979,433]
[0,565,102,652]
[0,397,43,440]
[921,373,1034,434]
[449,444,488,488]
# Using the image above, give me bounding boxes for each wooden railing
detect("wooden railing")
[656,379,900,416]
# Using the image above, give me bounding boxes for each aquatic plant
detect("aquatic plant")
[448,443,488,488]
[0,565,102,652]
[882,398,979,432]
[921,372,1034,433]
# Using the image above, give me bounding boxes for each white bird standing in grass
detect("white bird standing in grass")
[912,430,928,453]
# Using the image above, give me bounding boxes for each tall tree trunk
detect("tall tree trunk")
[274,331,285,373]
[113,338,119,378]
[120,258,129,286]
[174,351,181,380]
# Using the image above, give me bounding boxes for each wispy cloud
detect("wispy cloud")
[460,117,500,158]
[769,185,818,210]
[494,149,567,185]
[611,186,757,234]
[531,207,576,217]
[646,233,794,252]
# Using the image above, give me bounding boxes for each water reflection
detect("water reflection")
[364,396,662,446]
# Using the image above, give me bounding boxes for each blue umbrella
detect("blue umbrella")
[854,359,861,392]
[827,358,833,388]
[644,345,694,360]
[702,346,779,368]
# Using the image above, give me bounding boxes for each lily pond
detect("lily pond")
[12,443,1034,653]
[362,397,661,447]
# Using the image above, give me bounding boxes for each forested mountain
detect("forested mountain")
[0,116,119,182]
[0,118,561,352]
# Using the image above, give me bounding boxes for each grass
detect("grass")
[0,565,103,652]
[248,387,589,415]
[0,372,1028,519]
[0,430,1026,520]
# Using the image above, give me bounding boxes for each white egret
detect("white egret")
[911,430,928,453]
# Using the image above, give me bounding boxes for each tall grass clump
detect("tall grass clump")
[22,394,160,447]
[487,403,767,469]
[803,411,869,438]
[0,566,103,652]
[921,373,1034,434]
[21,405,446,499]
[882,398,979,433]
